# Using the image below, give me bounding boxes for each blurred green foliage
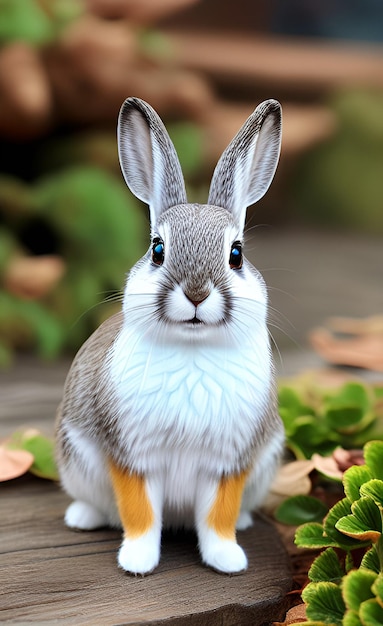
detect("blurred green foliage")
[294,90,383,233]
[279,380,383,460]
[0,0,82,44]
[0,120,203,364]
[0,0,205,364]
[0,166,148,364]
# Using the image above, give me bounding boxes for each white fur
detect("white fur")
[198,529,248,573]
[118,532,161,575]
[65,500,108,530]
[110,324,272,478]
[241,431,285,512]
[60,428,120,527]
[236,511,253,531]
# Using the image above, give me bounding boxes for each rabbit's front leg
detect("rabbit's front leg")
[109,462,162,575]
[195,471,249,574]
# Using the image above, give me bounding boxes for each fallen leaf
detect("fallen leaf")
[310,325,383,371]
[327,315,383,335]
[7,429,58,481]
[273,603,307,625]
[332,447,364,471]
[0,446,34,481]
[264,460,315,513]
[311,453,343,481]
[4,254,66,300]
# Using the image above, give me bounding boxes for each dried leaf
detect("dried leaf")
[0,446,34,481]
[332,448,364,472]
[273,460,316,496]
[309,322,383,372]
[4,254,66,299]
[264,460,315,513]
[273,603,308,625]
[328,315,383,335]
[312,453,344,481]
[7,429,59,481]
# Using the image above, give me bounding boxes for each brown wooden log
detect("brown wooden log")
[164,30,383,95]
[0,475,291,625]
[86,0,200,24]
[0,43,52,138]
[203,101,337,166]
[0,358,292,625]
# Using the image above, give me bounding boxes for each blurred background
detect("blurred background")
[0,0,382,368]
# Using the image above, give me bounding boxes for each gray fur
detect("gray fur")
[118,98,187,228]
[157,203,235,304]
[208,99,282,228]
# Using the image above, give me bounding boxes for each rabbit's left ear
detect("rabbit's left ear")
[118,97,187,230]
[208,99,282,231]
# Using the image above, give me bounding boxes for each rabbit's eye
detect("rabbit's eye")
[229,242,243,269]
[152,238,164,266]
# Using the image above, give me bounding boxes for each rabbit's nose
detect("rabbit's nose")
[186,294,209,308]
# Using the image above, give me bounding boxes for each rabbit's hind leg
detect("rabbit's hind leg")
[58,427,119,530]
[64,500,109,531]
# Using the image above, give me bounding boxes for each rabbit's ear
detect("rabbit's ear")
[118,97,187,228]
[208,99,282,230]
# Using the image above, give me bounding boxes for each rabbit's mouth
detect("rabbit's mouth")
[187,316,203,325]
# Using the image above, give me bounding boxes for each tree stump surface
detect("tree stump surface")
[0,357,292,625]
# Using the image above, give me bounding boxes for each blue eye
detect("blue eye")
[229,242,243,269]
[152,238,164,265]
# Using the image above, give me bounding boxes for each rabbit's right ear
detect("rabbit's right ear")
[118,98,187,229]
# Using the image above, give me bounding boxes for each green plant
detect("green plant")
[0,165,147,363]
[0,0,82,45]
[1,428,58,481]
[294,440,383,626]
[294,90,383,234]
[279,380,383,460]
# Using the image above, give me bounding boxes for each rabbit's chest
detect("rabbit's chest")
[109,330,271,473]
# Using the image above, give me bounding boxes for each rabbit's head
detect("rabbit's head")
[118,98,282,345]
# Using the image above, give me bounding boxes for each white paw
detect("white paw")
[118,534,160,575]
[202,540,248,574]
[64,500,108,530]
[236,511,253,531]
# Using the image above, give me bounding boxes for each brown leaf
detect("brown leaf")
[332,447,364,471]
[311,453,343,481]
[309,325,383,371]
[0,446,34,482]
[263,460,315,513]
[4,255,66,300]
[273,603,307,625]
[327,315,383,335]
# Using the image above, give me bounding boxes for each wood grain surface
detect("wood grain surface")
[0,475,291,625]
[0,358,291,625]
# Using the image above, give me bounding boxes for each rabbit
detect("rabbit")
[55,96,285,576]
